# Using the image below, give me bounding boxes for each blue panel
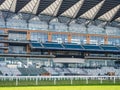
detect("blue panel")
[63,43,83,49]
[101,45,119,50]
[83,44,101,50]
[31,43,42,47]
[43,43,63,48]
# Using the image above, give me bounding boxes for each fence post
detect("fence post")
[54,78,56,85]
[100,77,102,84]
[86,77,88,84]
[71,78,73,85]
[16,77,18,86]
[113,77,115,84]
[36,77,38,85]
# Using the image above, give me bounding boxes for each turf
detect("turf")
[0,86,120,90]
[0,79,120,87]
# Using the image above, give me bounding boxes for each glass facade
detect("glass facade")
[9,45,26,53]
[49,22,68,32]
[0,30,4,40]
[69,24,87,34]
[71,35,86,44]
[7,19,27,29]
[8,31,27,40]
[90,36,104,44]
[29,21,48,30]
[108,38,120,45]
[0,30,4,34]
[52,34,68,43]
[88,25,105,34]
[106,26,120,36]
[0,19,5,28]
[30,32,48,42]
[0,43,4,47]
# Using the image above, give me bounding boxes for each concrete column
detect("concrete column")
[68,33,71,43]
[86,35,90,44]
[48,32,52,42]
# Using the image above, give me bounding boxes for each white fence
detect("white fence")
[0,76,120,86]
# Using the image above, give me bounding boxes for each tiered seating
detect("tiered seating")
[68,68,87,75]
[9,68,21,76]
[101,45,119,50]
[54,68,71,75]
[18,68,29,76]
[18,67,48,76]
[82,44,101,50]
[36,68,48,75]
[44,67,59,76]
[0,66,12,76]
[0,71,3,75]
[63,43,83,50]
[85,68,101,76]
[43,42,63,48]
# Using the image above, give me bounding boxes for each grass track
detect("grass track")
[0,86,120,90]
[0,79,120,86]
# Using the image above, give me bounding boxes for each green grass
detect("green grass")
[0,86,120,90]
[0,78,120,87]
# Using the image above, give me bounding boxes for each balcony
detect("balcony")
[0,52,55,58]
[0,46,8,49]
[0,39,29,45]
[85,56,120,60]
[0,33,8,37]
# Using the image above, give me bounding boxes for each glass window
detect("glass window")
[8,31,27,40]
[108,38,120,45]
[90,36,104,45]
[52,34,68,43]
[0,30,4,34]
[49,22,68,32]
[71,35,86,44]
[9,45,26,53]
[30,32,48,42]
[0,43,4,46]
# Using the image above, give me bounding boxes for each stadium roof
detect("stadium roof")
[0,0,120,22]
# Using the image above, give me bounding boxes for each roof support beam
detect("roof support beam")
[93,0,120,20]
[0,0,5,5]
[26,0,39,28]
[15,0,31,13]
[4,0,15,27]
[66,0,85,25]
[75,0,102,19]
[36,0,55,15]
[110,7,120,22]
[56,0,79,17]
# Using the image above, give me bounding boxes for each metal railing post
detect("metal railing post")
[86,77,88,84]
[54,78,56,85]
[36,77,38,85]
[113,77,116,84]
[71,78,73,85]
[100,77,103,84]
[16,77,18,86]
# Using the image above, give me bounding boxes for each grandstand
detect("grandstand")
[0,0,120,79]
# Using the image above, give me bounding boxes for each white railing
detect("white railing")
[0,76,120,86]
